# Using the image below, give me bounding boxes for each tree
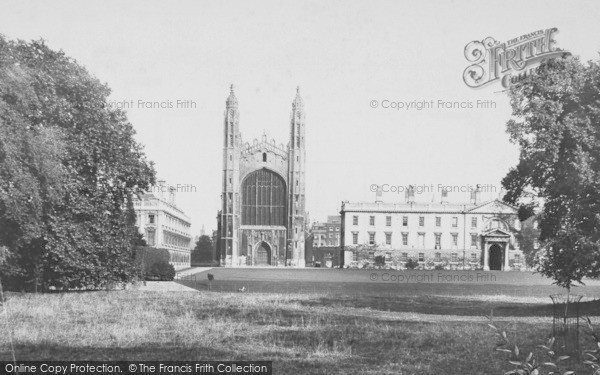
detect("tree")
[502,54,600,290]
[0,36,155,290]
[191,235,214,265]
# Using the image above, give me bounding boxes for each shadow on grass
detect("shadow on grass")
[296,296,600,317]
[3,343,233,361]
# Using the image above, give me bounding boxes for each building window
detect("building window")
[368,251,374,260]
[402,233,408,246]
[435,216,441,227]
[471,234,478,248]
[451,253,458,262]
[352,252,357,262]
[434,233,441,249]
[385,252,392,262]
[385,232,392,245]
[514,254,521,263]
[369,216,375,226]
[452,217,458,228]
[419,216,425,226]
[401,252,408,262]
[353,215,358,225]
[471,217,477,228]
[471,253,477,262]
[435,252,441,262]
[386,216,391,226]
[402,216,408,226]
[418,233,425,248]
[263,152,267,162]
[451,233,458,247]
[352,232,358,245]
[241,169,287,226]
[148,214,155,224]
[368,232,375,245]
[418,253,424,262]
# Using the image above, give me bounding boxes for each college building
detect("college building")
[133,180,193,269]
[216,85,307,266]
[311,216,341,247]
[305,216,342,267]
[340,188,526,271]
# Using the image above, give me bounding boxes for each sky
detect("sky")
[2,0,600,235]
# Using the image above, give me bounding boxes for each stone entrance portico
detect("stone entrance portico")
[482,228,511,271]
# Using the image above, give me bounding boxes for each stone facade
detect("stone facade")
[133,180,192,269]
[340,189,525,271]
[217,85,306,267]
[311,215,341,247]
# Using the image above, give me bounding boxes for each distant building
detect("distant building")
[304,216,342,267]
[340,188,525,271]
[311,215,341,247]
[306,246,341,268]
[133,180,192,269]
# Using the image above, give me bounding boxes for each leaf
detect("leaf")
[514,344,520,357]
[557,356,570,361]
[526,352,533,362]
[543,362,558,368]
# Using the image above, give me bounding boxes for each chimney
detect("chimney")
[375,187,383,203]
[470,184,480,205]
[157,179,166,199]
[441,188,449,205]
[168,186,176,205]
[405,185,415,203]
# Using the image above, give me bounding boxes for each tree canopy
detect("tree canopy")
[502,54,600,290]
[192,235,214,265]
[0,36,155,290]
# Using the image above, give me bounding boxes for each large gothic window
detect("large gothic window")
[242,169,287,226]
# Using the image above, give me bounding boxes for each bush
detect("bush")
[147,261,175,281]
[135,247,170,275]
[434,264,445,271]
[374,255,386,267]
[405,258,419,270]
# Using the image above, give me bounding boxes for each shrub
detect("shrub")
[135,247,170,275]
[374,255,386,268]
[405,258,419,270]
[147,260,175,281]
[434,264,445,271]
[488,316,571,375]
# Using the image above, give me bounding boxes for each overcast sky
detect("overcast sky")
[2,0,600,234]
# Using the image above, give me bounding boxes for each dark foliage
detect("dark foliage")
[0,36,155,291]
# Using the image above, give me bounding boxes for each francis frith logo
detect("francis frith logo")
[463,28,568,89]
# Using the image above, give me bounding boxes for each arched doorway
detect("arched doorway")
[255,242,271,266]
[489,244,503,271]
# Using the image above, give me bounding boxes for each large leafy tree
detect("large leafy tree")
[0,36,155,290]
[502,54,600,290]
[191,235,213,265]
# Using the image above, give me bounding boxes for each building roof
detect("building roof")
[341,199,517,215]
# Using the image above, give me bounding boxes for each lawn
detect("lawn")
[1,269,600,374]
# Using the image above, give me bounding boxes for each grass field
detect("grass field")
[2,269,600,374]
